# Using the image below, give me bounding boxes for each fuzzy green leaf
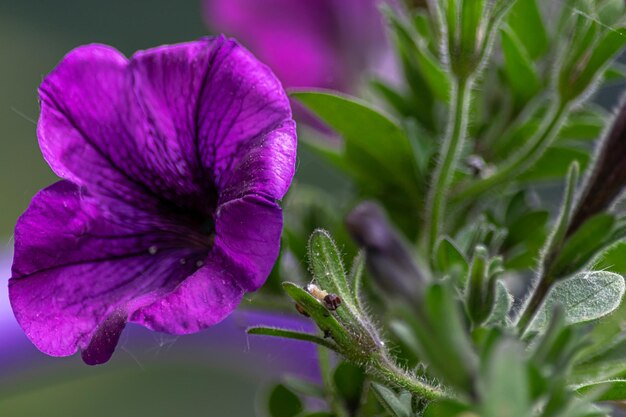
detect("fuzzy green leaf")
[577,380,626,401]
[528,271,626,332]
[281,282,352,348]
[308,229,361,326]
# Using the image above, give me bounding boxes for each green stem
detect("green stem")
[247,327,340,352]
[516,278,552,334]
[453,100,569,202]
[426,76,473,253]
[516,163,579,334]
[370,355,446,401]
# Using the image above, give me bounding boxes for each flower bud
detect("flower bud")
[345,201,426,303]
[568,98,626,235]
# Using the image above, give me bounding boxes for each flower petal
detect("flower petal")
[215,194,284,291]
[129,247,244,334]
[81,309,128,365]
[219,119,296,202]
[131,194,283,333]
[129,37,295,204]
[38,38,296,216]
[9,181,207,359]
[37,44,156,210]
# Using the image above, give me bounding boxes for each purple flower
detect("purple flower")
[9,36,297,365]
[203,0,389,90]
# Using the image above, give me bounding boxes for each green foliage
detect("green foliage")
[251,1,626,416]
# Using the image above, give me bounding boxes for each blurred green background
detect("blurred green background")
[0,1,323,416]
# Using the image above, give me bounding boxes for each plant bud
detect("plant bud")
[345,201,426,303]
[568,98,626,235]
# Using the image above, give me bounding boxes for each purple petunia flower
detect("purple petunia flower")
[203,0,390,91]
[9,36,297,365]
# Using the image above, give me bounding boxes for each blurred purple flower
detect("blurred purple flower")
[203,0,390,91]
[9,36,297,365]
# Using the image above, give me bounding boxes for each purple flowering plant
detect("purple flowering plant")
[10,0,626,416]
[9,37,296,365]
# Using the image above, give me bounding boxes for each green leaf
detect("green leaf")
[414,46,452,103]
[505,191,530,225]
[575,26,626,94]
[307,229,367,330]
[434,237,469,275]
[604,63,626,82]
[504,210,549,248]
[466,246,490,325]
[371,383,412,417]
[484,281,513,327]
[559,108,608,141]
[507,0,549,59]
[572,332,626,384]
[281,282,352,348]
[500,26,541,103]
[371,80,414,117]
[333,362,365,409]
[595,242,626,274]
[308,230,349,306]
[518,146,589,183]
[389,319,422,360]
[561,22,626,101]
[528,271,626,332]
[550,213,616,277]
[348,251,366,309]
[481,340,531,417]
[268,384,303,417]
[294,413,334,417]
[577,380,626,401]
[423,400,472,417]
[460,0,486,58]
[421,283,477,392]
[247,327,338,352]
[292,91,419,198]
[387,12,450,102]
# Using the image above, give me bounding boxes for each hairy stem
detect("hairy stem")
[516,278,552,334]
[516,164,579,334]
[426,76,473,253]
[371,355,445,401]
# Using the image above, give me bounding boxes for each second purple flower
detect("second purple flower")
[9,36,297,365]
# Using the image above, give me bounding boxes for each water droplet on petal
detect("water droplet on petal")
[196,260,204,267]
[148,246,158,255]
[179,258,187,265]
